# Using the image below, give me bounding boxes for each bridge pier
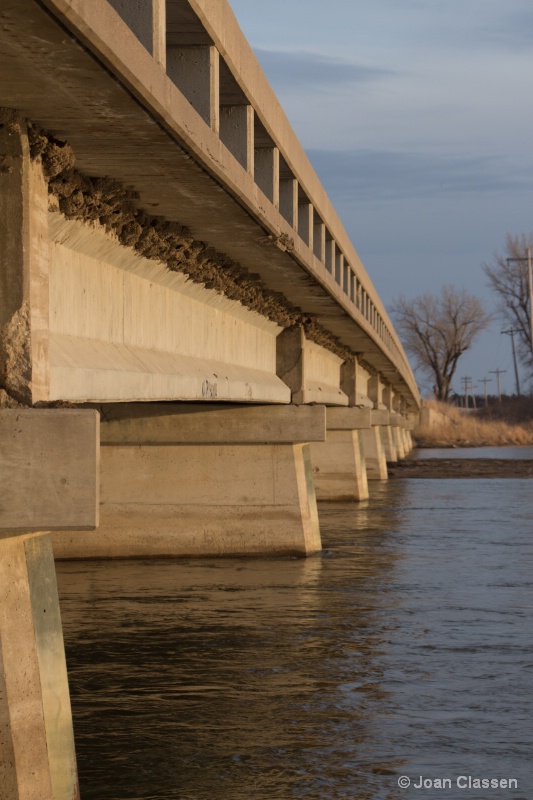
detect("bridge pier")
[361,410,389,480]
[0,409,99,800]
[391,414,407,460]
[52,404,324,559]
[380,424,398,463]
[309,407,370,502]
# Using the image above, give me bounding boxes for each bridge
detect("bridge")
[0,1,419,797]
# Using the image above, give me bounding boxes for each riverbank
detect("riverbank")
[415,399,533,448]
[389,457,533,479]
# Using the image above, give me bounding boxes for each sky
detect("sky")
[229,0,533,398]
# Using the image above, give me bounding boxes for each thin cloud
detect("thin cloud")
[254,48,391,92]
[306,149,533,202]
[478,9,533,49]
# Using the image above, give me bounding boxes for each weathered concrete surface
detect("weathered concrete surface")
[310,405,370,502]
[381,425,398,463]
[98,402,325,444]
[0,409,99,533]
[0,122,49,405]
[0,532,79,800]
[47,214,289,403]
[325,406,371,430]
[392,425,406,460]
[310,430,368,501]
[52,442,321,558]
[361,426,388,481]
[276,326,348,406]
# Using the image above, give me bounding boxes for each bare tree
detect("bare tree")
[390,286,491,401]
[483,233,533,375]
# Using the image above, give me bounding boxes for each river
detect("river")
[56,455,532,800]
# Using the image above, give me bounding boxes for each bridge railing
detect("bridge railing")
[41,0,419,404]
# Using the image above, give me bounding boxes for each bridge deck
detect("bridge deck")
[0,0,418,407]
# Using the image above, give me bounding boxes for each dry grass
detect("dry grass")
[415,400,533,447]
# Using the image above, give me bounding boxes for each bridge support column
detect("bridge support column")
[309,407,370,501]
[0,533,79,800]
[380,424,398,463]
[52,404,325,559]
[0,409,99,800]
[391,414,407,460]
[361,410,389,480]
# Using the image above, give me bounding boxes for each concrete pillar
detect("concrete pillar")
[310,407,370,501]
[298,201,313,249]
[381,424,397,462]
[361,410,388,480]
[52,404,324,559]
[166,45,220,132]
[254,146,279,206]
[0,533,79,800]
[334,249,343,285]
[0,409,99,800]
[219,104,253,173]
[392,423,406,459]
[0,119,49,405]
[279,178,298,227]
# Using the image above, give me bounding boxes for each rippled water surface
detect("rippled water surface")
[56,478,533,800]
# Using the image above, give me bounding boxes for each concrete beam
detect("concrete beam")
[371,409,389,426]
[0,409,99,533]
[99,403,326,444]
[326,406,371,430]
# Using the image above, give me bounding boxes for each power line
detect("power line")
[478,377,492,407]
[461,375,472,408]
[489,369,507,401]
[501,328,521,396]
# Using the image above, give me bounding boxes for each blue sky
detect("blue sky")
[229,0,533,397]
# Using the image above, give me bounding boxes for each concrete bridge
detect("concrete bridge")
[0,1,419,797]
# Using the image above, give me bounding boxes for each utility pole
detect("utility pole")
[461,375,471,409]
[469,382,477,410]
[489,368,506,402]
[479,377,492,407]
[506,249,533,357]
[501,328,521,396]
